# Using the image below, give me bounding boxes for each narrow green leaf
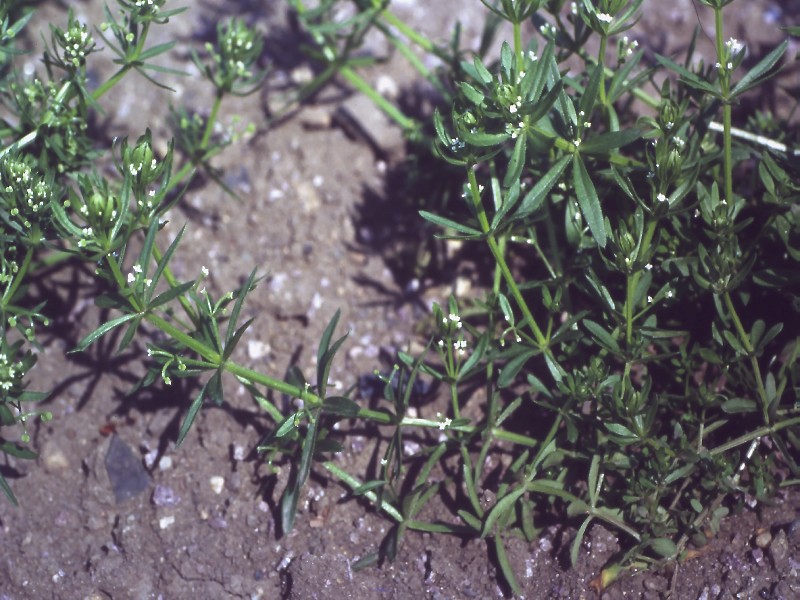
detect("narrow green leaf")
[322,396,360,417]
[513,154,570,220]
[731,40,788,97]
[579,62,603,118]
[588,454,601,506]
[503,133,526,188]
[572,154,606,247]
[71,313,139,352]
[579,128,641,155]
[150,224,186,297]
[226,268,258,347]
[0,442,37,460]
[137,40,178,62]
[584,319,621,353]
[494,536,522,597]
[317,333,348,398]
[458,509,482,531]
[498,348,538,387]
[481,486,526,537]
[654,54,719,95]
[317,309,341,373]
[605,422,637,438]
[462,129,510,147]
[353,480,388,495]
[472,55,493,84]
[223,317,255,361]
[419,210,482,236]
[500,42,512,79]
[0,473,18,506]
[176,379,208,447]
[523,77,563,124]
[117,316,143,354]
[149,280,195,310]
[721,397,758,414]
[649,538,677,558]
[433,109,451,147]
[571,515,593,567]
[497,293,515,327]
[459,81,485,106]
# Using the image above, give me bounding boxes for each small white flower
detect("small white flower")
[528,50,538,62]
[438,417,452,430]
[647,296,653,304]
[127,272,136,284]
[597,13,613,23]
[657,193,668,203]
[133,264,142,273]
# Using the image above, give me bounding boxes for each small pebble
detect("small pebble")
[247,340,270,361]
[232,444,245,461]
[143,449,158,469]
[159,515,175,530]
[768,529,789,571]
[751,547,764,566]
[158,456,173,471]
[152,485,181,507]
[754,530,772,548]
[41,441,69,473]
[209,476,225,495]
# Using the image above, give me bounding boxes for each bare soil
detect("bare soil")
[1,1,799,599]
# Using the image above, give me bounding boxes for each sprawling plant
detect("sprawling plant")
[1,0,798,594]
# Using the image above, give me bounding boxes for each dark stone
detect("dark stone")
[105,435,151,504]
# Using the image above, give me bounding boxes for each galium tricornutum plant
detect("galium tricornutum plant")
[1,0,799,596]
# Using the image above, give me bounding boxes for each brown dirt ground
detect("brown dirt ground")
[1,1,799,599]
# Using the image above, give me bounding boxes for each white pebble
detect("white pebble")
[159,515,175,530]
[209,476,225,494]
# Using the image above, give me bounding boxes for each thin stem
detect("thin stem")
[466,168,547,347]
[712,6,734,205]
[722,292,770,424]
[200,92,223,150]
[339,66,415,131]
[597,35,607,107]
[513,20,523,67]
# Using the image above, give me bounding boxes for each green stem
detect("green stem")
[710,416,800,456]
[379,9,437,54]
[513,20,523,67]
[145,307,541,446]
[339,66,415,131]
[625,271,637,349]
[597,35,607,107]
[200,92,223,150]
[712,7,734,205]
[722,292,770,424]
[467,168,547,348]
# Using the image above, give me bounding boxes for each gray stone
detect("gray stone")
[105,435,150,504]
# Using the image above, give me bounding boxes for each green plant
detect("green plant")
[0,0,266,503]
[282,0,800,593]
[1,0,799,595]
